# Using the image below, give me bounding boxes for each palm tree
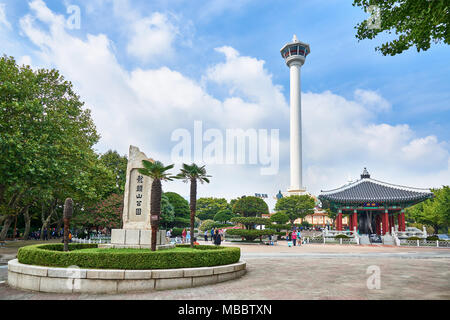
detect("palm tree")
[138,160,174,251]
[175,164,211,248]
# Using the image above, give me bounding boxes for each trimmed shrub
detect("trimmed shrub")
[230,217,270,226]
[265,224,292,230]
[426,236,439,241]
[334,234,350,239]
[226,229,274,241]
[407,236,422,241]
[17,243,241,270]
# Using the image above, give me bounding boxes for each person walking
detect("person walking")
[166,229,172,243]
[297,229,302,246]
[182,228,187,244]
[213,229,222,246]
[210,228,214,241]
[204,230,208,242]
[291,230,297,246]
[186,230,191,244]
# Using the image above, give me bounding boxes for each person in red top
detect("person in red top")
[291,230,297,246]
[182,228,187,244]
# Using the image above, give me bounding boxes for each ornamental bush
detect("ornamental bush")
[334,234,350,239]
[407,236,422,240]
[17,243,241,270]
[230,217,270,227]
[226,229,274,241]
[426,236,439,241]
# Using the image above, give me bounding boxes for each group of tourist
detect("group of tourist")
[204,228,223,246]
[286,229,302,246]
[29,228,64,240]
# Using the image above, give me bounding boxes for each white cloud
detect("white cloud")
[17,0,450,210]
[127,12,179,63]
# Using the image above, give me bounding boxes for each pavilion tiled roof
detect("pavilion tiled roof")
[318,169,433,204]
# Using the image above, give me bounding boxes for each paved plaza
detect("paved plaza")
[1,241,449,300]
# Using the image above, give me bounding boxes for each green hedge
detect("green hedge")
[230,217,270,225]
[17,243,241,270]
[265,224,292,230]
[226,229,274,241]
[334,234,350,239]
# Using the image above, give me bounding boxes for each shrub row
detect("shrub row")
[17,243,241,270]
[226,229,274,241]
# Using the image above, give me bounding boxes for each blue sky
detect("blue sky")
[1,0,449,208]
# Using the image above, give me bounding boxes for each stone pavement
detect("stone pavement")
[1,241,449,300]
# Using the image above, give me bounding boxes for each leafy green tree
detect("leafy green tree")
[160,193,175,229]
[138,160,174,251]
[353,0,450,56]
[99,150,128,195]
[199,219,215,232]
[196,197,229,221]
[406,186,450,234]
[274,195,315,224]
[232,196,269,217]
[0,56,101,240]
[214,209,233,223]
[270,211,290,225]
[165,192,190,228]
[175,163,211,248]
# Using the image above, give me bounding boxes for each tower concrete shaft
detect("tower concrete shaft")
[280,34,310,193]
[289,61,303,191]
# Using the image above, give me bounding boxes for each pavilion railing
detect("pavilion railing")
[399,239,449,247]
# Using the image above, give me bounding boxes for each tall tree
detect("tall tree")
[274,195,315,224]
[164,192,191,228]
[0,56,100,240]
[99,150,128,195]
[138,160,174,251]
[232,196,269,218]
[175,164,211,248]
[353,0,450,56]
[196,197,230,221]
[406,186,450,234]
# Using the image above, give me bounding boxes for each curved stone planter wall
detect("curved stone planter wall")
[7,259,246,294]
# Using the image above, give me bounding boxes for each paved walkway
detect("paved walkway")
[1,241,449,300]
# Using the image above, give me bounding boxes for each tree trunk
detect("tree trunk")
[0,216,14,241]
[63,218,70,252]
[150,179,162,251]
[40,199,57,240]
[190,178,197,248]
[23,206,31,240]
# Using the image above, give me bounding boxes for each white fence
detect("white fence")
[72,236,111,244]
[399,239,449,248]
[306,237,358,245]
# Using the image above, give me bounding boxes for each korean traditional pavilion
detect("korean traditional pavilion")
[318,168,433,235]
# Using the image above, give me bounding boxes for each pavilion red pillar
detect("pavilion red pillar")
[382,210,389,235]
[353,210,358,232]
[337,210,343,231]
[390,214,395,232]
[400,209,406,231]
[349,214,353,231]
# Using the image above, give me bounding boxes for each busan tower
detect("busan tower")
[280,34,311,195]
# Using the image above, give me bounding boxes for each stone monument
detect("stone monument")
[102,145,172,249]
